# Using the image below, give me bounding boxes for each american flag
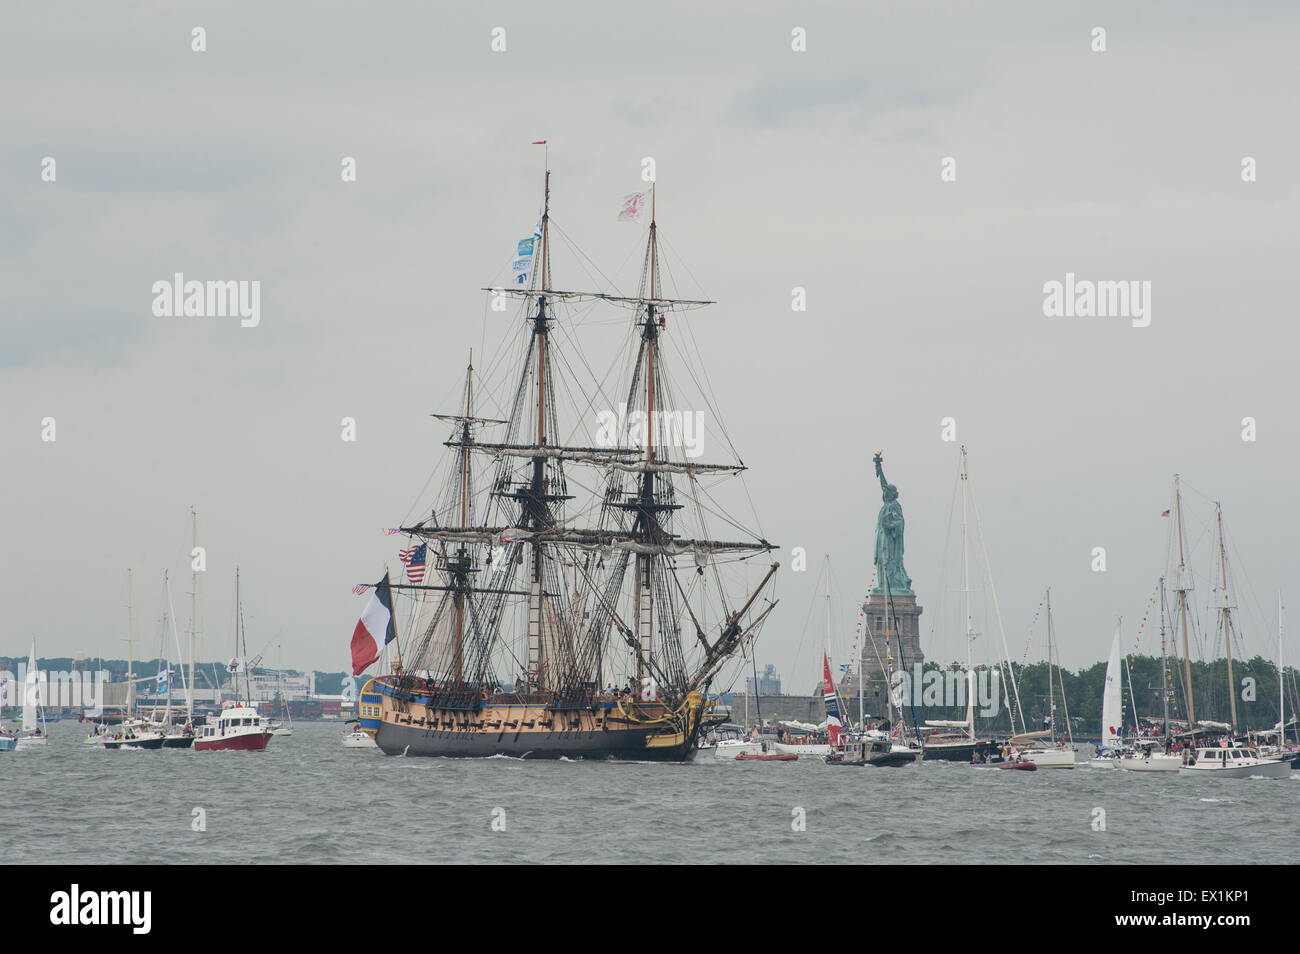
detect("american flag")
[383,528,401,535]
[400,543,427,583]
[352,584,372,595]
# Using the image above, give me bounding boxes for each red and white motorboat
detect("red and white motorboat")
[195,570,273,752]
[194,703,272,752]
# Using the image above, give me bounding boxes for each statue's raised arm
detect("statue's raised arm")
[873,452,887,492]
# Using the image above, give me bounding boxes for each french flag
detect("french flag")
[350,571,398,676]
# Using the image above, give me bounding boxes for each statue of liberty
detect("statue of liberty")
[872,452,913,596]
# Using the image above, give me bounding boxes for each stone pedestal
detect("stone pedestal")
[839,593,925,724]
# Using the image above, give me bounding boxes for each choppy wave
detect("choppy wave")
[4,722,1299,864]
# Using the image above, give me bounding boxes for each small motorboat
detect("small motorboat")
[735,752,762,761]
[342,720,377,748]
[826,737,919,767]
[997,759,1038,771]
[1178,744,1292,779]
[760,752,798,762]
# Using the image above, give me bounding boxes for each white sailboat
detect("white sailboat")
[1020,590,1076,769]
[1087,624,1125,768]
[1118,581,1180,772]
[268,642,294,736]
[15,640,48,748]
[1258,594,1300,766]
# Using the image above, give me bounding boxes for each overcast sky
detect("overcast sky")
[3,2,1297,690]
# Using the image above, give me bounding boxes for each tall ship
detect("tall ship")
[359,167,778,760]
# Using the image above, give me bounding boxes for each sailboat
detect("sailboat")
[1118,582,1180,772]
[1086,624,1126,768]
[356,167,779,760]
[1257,595,1300,767]
[152,571,196,748]
[14,640,49,749]
[88,570,164,750]
[920,447,1008,762]
[773,562,845,756]
[1019,590,1076,769]
[194,569,272,752]
[267,643,294,736]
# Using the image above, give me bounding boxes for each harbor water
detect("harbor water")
[5,721,1297,864]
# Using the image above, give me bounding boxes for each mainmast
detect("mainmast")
[635,183,659,691]
[456,357,472,682]
[1159,577,1171,740]
[1215,503,1238,734]
[1173,475,1196,728]
[126,568,135,717]
[960,445,974,740]
[188,509,197,722]
[1046,588,1055,740]
[525,171,552,692]
[1280,592,1287,747]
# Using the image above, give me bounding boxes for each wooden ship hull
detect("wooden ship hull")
[362,677,705,761]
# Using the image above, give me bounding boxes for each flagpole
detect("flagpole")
[386,567,403,676]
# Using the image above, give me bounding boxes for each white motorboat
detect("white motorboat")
[714,737,763,760]
[771,741,831,756]
[1119,751,1181,772]
[1020,744,1076,769]
[343,724,378,748]
[1178,745,1292,779]
[1118,740,1180,772]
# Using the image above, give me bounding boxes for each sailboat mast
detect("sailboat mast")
[126,568,135,717]
[1046,588,1055,739]
[1216,504,1238,734]
[1053,605,1075,746]
[1159,578,1170,740]
[1174,475,1196,727]
[163,571,173,724]
[188,509,197,722]
[823,558,831,657]
[1124,634,1140,736]
[960,446,974,740]
[1280,592,1286,747]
